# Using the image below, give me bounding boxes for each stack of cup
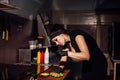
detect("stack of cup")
[29,40,38,50]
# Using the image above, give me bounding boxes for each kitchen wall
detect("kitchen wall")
[0,11,38,63]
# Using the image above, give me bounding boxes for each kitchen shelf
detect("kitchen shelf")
[0,2,20,10]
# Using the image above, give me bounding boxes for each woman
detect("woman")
[49,24,107,80]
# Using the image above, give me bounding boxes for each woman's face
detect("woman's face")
[51,34,66,46]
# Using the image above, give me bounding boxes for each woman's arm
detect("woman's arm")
[68,35,90,61]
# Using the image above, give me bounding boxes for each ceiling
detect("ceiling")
[34,0,120,10]
[2,0,120,18]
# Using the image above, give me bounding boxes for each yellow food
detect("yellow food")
[40,73,49,76]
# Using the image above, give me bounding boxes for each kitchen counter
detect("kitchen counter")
[0,63,70,80]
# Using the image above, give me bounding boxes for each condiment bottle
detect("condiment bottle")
[37,50,41,64]
[44,47,49,64]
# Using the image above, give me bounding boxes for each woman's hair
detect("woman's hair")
[49,24,66,39]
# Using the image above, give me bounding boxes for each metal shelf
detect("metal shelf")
[0,2,20,10]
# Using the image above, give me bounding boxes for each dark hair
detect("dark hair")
[49,24,66,39]
[50,24,65,33]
